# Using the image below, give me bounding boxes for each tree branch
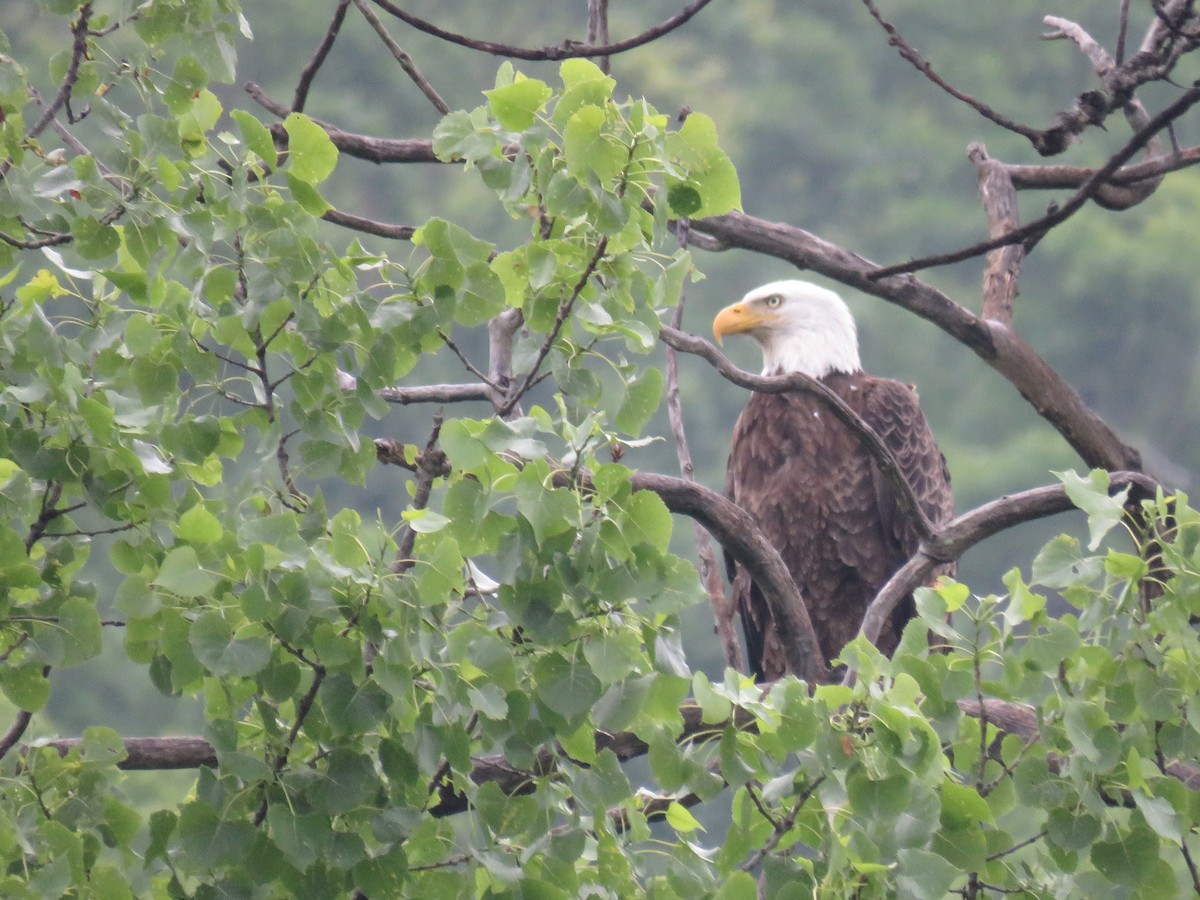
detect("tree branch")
[867,79,1200,279]
[351,0,451,115]
[687,210,1144,472]
[663,224,745,674]
[292,0,352,113]
[625,472,829,684]
[969,143,1024,324]
[852,471,1161,654]
[367,0,714,61]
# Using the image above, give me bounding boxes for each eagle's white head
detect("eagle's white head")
[712,280,862,379]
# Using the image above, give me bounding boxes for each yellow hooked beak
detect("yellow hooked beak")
[712,301,777,345]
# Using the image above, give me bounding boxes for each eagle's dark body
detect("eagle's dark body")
[725,371,954,681]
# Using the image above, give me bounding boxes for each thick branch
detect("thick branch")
[33,694,1200,807]
[245,84,442,163]
[628,473,828,684]
[378,383,489,405]
[854,471,1160,650]
[969,143,1024,324]
[1002,145,1200,191]
[688,210,1144,472]
[40,736,218,769]
[958,697,1200,793]
[322,208,416,240]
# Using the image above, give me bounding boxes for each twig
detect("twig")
[437,328,497,387]
[254,641,326,826]
[393,413,446,573]
[2,2,93,179]
[663,223,744,672]
[352,0,450,114]
[739,775,825,871]
[292,0,352,112]
[322,207,416,240]
[368,0,713,61]
[860,0,1042,144]
[498,237,608,417]
[866,79,1200,280]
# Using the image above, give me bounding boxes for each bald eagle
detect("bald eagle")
[714,280,954,681]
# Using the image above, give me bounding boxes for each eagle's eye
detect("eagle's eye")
[764,294,782,309]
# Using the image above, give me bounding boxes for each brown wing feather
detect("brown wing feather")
[725,373,953,681]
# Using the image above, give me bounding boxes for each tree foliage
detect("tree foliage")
[0,1,1198,897]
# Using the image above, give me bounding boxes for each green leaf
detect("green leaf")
[564,106,626,182]
[515,465,581,544]
[616,367,663,435]
[189,611,271,677]
[284,112,339,183]
[230,109,278,167]
[286,172,332,215]
[1,663,50,711]
[176,505,223,544]
[320,674,392,735]
[534,652,602,723]
[485,76,552,131]
[896,848,959,899]
[713,870,758,900]
[623,490,673,553]
[155,546,218,597]
[664,801,703,833]
[56,596,103,664]
[1058,469,1128,550]
[554,58,616,125]
[307,749,378,815]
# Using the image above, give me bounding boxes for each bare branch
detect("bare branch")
[860,0,1043,144]
[368,0,714,61]
[867,78,1200,280]
[486,307,524,414]
[664,224,744,673]
[378,383,490,405]
[969,143,1024,323]
[688,210,1144,472]
[586,0,611,74]
[292,0,352,113]
[1042,16,1165,209]
[1001,145,1200,192]
[393,413,446,574]
[351,0,451,114]
[853,471,1161,651]
[321,207,416,240]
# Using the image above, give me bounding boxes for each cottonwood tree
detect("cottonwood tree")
[0,1,1198,896]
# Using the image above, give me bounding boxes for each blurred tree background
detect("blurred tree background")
[4,0,1197,737]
